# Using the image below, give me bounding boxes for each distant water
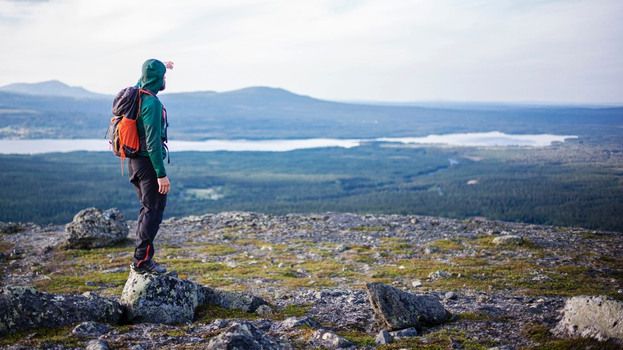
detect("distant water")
[0,132,577,154]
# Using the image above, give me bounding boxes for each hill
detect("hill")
[0,81,621,141]
[0,80,107,99]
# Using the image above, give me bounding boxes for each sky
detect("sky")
[0,0,622,104]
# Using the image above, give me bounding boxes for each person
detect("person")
[129,58,173,274]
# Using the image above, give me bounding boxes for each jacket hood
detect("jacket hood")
[139,59,166,94]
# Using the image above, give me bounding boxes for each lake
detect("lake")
[0,132,577,154]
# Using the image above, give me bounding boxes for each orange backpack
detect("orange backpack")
[107,86,154,172]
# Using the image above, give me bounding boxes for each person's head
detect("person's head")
[139,59,167,93]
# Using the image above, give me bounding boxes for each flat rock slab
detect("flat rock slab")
[366,282,451,331]
[553,295,623,342]
[0,286,122,335]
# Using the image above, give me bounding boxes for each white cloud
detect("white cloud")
[0,0,621,103]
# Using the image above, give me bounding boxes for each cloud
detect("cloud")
[0,0,621,103]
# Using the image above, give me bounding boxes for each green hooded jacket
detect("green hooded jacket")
[136,59,168,178]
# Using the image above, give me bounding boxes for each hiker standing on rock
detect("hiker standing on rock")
[129,59,173,274]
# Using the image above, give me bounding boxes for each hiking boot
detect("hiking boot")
[131,260,167,274]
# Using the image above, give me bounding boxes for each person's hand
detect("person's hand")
[165,61,174,70]
[157,176,171,195]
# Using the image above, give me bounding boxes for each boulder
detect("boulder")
[65,208,128,249]
[121,269,204,324]
[0,286,122,335]
[492,235,523,246]
[553,295,623,342]
[206,321,284,350]
[120,268,268,324]
[366,282,451,330]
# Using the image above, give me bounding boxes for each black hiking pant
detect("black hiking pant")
[129,156,166,266]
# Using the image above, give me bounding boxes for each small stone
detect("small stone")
[85,281,97,286]
[312,329,354,349]
[71,321,111,338]
[492,235,523,246]
[389,327,418,339]
[424,246,439,255]
[255,304,273,316]
[277,316,320,331]
[206,321,283,349]
[86,339,110,350]
[375,330,393,345]
[428,270,452,280]
[411,280,423,288]
[444,292,458,300]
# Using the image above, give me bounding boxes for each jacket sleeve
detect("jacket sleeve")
[141,97,167,178]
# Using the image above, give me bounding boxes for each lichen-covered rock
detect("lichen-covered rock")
[65,207,128,249]
[492,235,523,246]
[206,321,284,350]
[121,269,204,324]
[366,282,451,330]
[0,286,122,335]
[553,295,623,342]
[121,269,268,324]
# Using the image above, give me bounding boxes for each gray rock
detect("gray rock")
[553,295,623,342]
[366,282,451,330]
[65,208,128,249]
[492,235,523,246]
[86,339,110,350]
[375,330,393,345]
[311,329,354,349]
[206,321,284,350]
[202,285,268,313]
[121,268,268,324]
[71,321,111,338]
[0,286,122,335]
[120,269,205,324]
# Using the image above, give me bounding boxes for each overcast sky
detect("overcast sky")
[0,0,621,103]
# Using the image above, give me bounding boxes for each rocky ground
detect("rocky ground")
[1,211,622,349]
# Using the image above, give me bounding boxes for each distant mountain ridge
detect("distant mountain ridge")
[0,80,621,141]
[0,80,107,99]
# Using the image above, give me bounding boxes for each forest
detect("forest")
[1,140,622,232]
